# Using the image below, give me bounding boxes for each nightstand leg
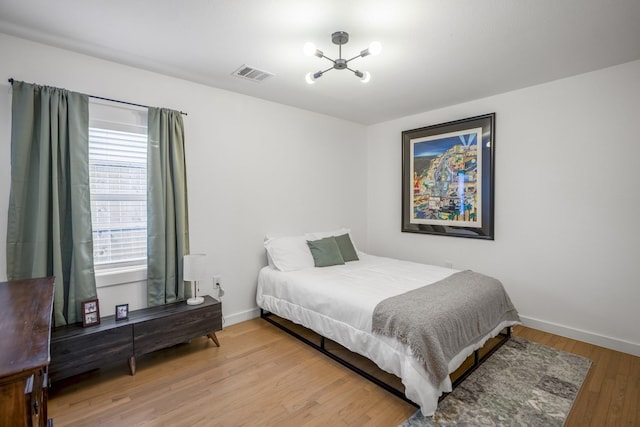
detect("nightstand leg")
[207,332,220,346]
[128,356,136,375]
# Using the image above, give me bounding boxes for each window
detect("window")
[88,101,148,270]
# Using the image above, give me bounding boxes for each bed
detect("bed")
[256,230,520,416]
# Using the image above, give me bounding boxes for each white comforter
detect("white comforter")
[256,253,519,415]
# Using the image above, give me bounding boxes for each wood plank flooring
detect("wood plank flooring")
[48,319,640,426]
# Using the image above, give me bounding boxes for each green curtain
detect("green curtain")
[6,81,96,326]
[147,108,190,306]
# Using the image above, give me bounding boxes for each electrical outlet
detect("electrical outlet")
[213,275,224,298]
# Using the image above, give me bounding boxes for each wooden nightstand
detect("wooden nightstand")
[50,295,222,383]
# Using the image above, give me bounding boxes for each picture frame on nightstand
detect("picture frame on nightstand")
[81,298,101,327]
[115,303,129,321]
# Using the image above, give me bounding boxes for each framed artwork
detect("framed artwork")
[115,303,129,321]
[402,113,495,239]
[81,298,100,327]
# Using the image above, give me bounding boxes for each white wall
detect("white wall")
[2,32,638,356]
[0,33,367,321]
[366,60,640,355]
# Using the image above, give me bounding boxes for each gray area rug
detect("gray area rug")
[399,336,591,427]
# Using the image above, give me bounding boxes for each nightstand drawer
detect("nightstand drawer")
[50,325,133,382]
[134,301,221,355]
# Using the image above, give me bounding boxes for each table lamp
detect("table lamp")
[183,253,207,305]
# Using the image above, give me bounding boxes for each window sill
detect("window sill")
[95,265,147,288]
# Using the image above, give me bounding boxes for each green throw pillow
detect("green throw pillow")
[335,233,359,262]
[306,237,345,267]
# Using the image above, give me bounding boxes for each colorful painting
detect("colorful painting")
[410,128,482,227]
[402,114,495,239]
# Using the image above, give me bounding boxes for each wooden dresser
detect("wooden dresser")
[0,277,55,427]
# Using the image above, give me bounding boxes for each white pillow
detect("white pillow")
[304,227,351,240]
[264,236,276,268]
[264,235,315,272]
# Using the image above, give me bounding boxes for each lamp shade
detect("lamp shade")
[183,254,208,282]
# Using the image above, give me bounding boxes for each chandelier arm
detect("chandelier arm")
[345,54,364,63]
[320,65,334,74]
[319,55,337,66]
[346,66,360,74]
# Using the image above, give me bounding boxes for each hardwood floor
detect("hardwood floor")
[48,319,639,426]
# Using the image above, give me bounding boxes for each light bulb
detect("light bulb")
[360,71,371,83]
[303,42,316,57]
[305,72,315,84]
[306,71,323,84]
[369,41,382,56]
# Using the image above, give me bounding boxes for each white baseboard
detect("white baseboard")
[520,315,639,357]
[223,307,261,327]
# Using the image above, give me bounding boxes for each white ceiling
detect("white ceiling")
[1,0,639,124]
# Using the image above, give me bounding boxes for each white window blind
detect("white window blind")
[88,101,148,269]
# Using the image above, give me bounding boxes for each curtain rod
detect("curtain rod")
[8,78,188,116]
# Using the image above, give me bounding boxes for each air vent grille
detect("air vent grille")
[232,65,274,82]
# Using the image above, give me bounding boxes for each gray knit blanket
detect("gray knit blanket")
[372,270,520,386]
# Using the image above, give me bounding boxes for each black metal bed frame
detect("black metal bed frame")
[260,309,511,407]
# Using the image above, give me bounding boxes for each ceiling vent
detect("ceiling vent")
[232,64,274,82]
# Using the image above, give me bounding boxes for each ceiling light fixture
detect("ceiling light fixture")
[304,31,381,84]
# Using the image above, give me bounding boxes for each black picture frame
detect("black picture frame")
[81,298,100,327]
[115,303,129,321]
[402,113,495,239]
